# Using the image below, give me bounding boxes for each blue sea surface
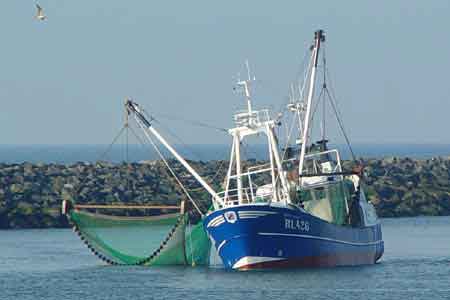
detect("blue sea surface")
[0,216,449,300]
[1,144,450,164]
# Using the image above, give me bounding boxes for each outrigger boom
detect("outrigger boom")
[125,100,222,208]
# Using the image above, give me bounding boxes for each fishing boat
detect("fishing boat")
[202,29,384,270]
[64,29,383,270]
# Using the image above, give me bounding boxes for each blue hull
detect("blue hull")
[204,205,384,270]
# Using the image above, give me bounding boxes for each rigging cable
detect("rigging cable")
[133,116,204,216]
[325,88,357,162]
[324,64,358,162]
[147,114,229,191]
[127,123,206,211]
[125,107,130,192]
[308,82,326,140]
[141,105,230,184]
[155,112,228,133]
[73,124,128,196]
[127,121,209,213]
[255,48,315,191]
[187,219,196,266]
[120,110,224,212]
[321,46,327,142]
[274,48,312,124]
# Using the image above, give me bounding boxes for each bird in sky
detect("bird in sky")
[35,3,47,21]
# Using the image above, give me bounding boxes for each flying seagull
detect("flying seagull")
[35,3,47,21]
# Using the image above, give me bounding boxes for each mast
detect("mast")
[234,61,255,203]
[238,60,254,116]
[229,61,291,205]
[234,132,243,203]
[298,30,325,176]
[125,100,222,204]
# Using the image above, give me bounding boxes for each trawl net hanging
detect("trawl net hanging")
[63,200,211,266]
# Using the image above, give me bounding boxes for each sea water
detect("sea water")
[1,144,450,164]
[0,216,449,300]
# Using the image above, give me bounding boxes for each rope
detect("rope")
[184,159,227,192]
[97,126,127,163]
[147,117,229,195]
[74,204,180,210]
[156,112,228,133]
[275,48,312,123]
[135,213,186,266]
[308,84,326,139]
[134,118,204,216]
[152,118,219,162]
[266,49,315,192]
[322,63,358,161]
[128,123,212,214]
[72,224,119,266]
[324,87,357,162]
[140,106,227,163]
[128,123,151,152]
[73,125,128,196]
[187,219,196,266]
[301,45,358,163]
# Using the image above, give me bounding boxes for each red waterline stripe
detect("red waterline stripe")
[236,252,381,270]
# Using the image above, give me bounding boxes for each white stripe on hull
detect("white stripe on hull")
[237,211,277,219]
[207,215,225,228]
[233,256,284,269]
[258,232,383,246]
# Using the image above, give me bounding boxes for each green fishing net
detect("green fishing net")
[68,207,211,266]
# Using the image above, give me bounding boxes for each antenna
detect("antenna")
[236,60,256,115]
[245,60,251,81]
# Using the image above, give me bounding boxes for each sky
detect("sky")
[1,1,449,146]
